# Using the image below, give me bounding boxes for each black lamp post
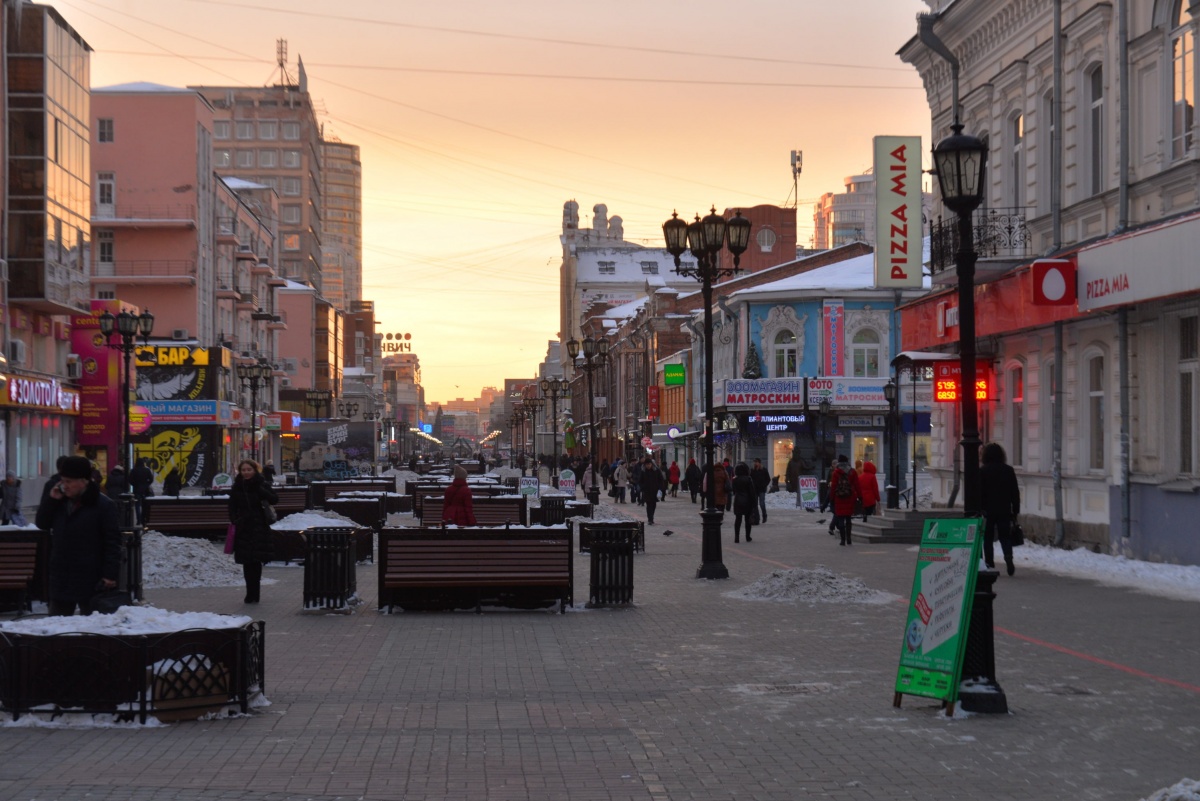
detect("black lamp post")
[336,400,359,419]
[98,308,154,471]
[566,335,608,505]
[818,398,832,507]
[236,359,272,462]
[526,395,544,470]
[933,122,988,516]
[884,379,900,509]
[663,207,752,580]
[305,389,329,419]
[540,377,570,487]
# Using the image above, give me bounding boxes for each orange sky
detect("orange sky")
[68,0,932,405]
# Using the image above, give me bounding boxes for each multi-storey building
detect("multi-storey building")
[320,139,362,309]
[898,0,1200,564]
[814,174,876,250]
[192,62,323,292]
[0,2,90,489]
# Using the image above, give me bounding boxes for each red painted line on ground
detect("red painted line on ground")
[995,626,1200,694]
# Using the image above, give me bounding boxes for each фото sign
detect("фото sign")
[895,518,981,705]
[874,135,923,288]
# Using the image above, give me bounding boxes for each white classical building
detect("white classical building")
[899,0,1200,564]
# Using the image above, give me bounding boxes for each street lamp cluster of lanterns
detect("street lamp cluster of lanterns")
[566,336,608,505]
[235,359,273,462]
[98,309,155,472]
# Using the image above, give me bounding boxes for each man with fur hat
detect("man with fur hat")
[35,455,123,615]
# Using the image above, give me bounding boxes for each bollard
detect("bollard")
[957,568,1008,713]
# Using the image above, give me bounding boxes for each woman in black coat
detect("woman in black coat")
[979,442,1021,575]
[731,462,758,543]
[228,459,279,603]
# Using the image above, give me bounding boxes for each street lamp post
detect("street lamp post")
[566,336,608,505]
[933,122,988,517]
[663,207,752,580]
[818,398,832,509]
[540,377,570,487]
[98,308,154,471]
[526,396,544,472]
[884,379,900,509]
[236,359,273,463]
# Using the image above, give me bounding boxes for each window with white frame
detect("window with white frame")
[282,177,301,196]
[259,149,277,168]
[214,149,231,168]
[281,204,302,224]
[213,120,230,140]
[1009,365,1025,466]
[850,329,881,377]
[97,118,113,143]
[1172,2,1196,160]
[597,260,615,275]
[236,150,254,168]
[96,230,113,264]
[1088,67,1105,195]
[258,120,277,140]
[1180,315,1198,474]
[1042,358,1057,467]
[1010,113,1025,207]
[282,150,301,168]
[774,331,798,377]
[1039,92,1054,209]
[282,121,300,140]
[235,121,254,140]
[1086,352,1106,470]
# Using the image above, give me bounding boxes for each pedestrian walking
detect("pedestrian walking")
[980,442,1021,575]
[685,459,702,504]
[35,455,122,615]
[611,459,627,503]
[750,458,771,524]
[858,460,881,521]
[227,459,279,604]
[703,462,730,512]
[829,454,860,546]
[668,460,680,497]
[639,457,664,524]
[129,458,154,524]
[442,464,477,526]
[600,460,610,491]
[785,453,801,493]
[162,466,183,497]
[731,462,758,543]
[2,471,28,526]
[105,464,129,501]
[262,462,277,484]
[629,460,643,505]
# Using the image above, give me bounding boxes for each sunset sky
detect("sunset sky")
[68,0,932,405]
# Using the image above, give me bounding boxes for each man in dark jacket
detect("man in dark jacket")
[35,455,123,615]
[684,459,702,503]
[639,457,664,525]
[106,465,130,500]
[750,458,771,524]
[128,458,154,524]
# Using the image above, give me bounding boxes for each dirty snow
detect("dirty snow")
[726,565,898,605]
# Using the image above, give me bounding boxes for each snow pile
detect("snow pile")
[271,509,357,531]
[1139,779,1200,801]
[0,605,252,636]
[726,565,898,605]
[142,531,246,588]
[1015,544,1200,603]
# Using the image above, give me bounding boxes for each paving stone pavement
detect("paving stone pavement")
[1,495,1197,801]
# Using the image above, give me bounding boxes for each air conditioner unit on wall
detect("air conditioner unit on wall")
[171,328,190,340]
[66,353,82,379]
[8,340,27,365]
[279,377,291,387]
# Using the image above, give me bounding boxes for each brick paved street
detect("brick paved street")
[1,498,1196,801]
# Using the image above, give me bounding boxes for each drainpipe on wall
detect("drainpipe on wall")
[1053,322,1066,546]
[1052,0,1064,250]
[1116,0,1130,232]
[918,14,960,125]
[1119,309,1132,542]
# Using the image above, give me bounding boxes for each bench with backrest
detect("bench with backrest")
[0,539,39,614]
[309,479,397,509]
[333,490,410,515]
[421,495,527,527]
[272,485,309,517]
[412,484,512,521]
[377,526,573,613]
[143,497,230,540]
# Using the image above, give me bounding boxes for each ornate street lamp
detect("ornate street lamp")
[933,122,988,516]
[236,359,273,462]
[662,208,751,579]
[540,376,570,487]
[567,335,609,505]
[98,308,154,471]
[883,379,900,509]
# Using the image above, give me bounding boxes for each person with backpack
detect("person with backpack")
[829,454,861,546]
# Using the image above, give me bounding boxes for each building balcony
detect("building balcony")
[92,204,197,228]
[9,262,90,314]
[236,292,257,310]
[251,259,274,275]
[216,217,238,244]
[929,206,1034,281]
[90,260,196,286]
[266,275,288,287]
[235,245,258,262]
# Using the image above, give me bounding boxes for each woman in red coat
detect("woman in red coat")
[667,461,681,497]
[857,460,881,521]
[829,455,861,546]
[442,465,477,526]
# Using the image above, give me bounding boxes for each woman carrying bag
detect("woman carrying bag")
[227,459,279,604]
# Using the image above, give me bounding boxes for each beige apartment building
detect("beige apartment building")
[321,139,362,310]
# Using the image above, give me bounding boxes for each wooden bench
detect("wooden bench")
[273,485,309,517]
[143,498,230,540]
[309,480,397,509]
[0,540,39,614]
[421,496,527,527]
[411,484,514,520]
[378,527,573,613]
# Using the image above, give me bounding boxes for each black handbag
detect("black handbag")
[261,498,278,523]
[90,588,133,614]
[1010,521,1025,547]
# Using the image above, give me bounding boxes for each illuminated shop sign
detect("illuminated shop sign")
[5,376,81,413]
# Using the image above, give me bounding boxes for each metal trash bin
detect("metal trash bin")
[303,527,358,610]
[540,497,566,526]
[587,526,634,607]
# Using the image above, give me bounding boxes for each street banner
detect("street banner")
[797,476,820,509]
[894,518,982,707]
[559,469,576,495]
[873,135,923,288]
[519,476,540,498]
[823,300,844,376]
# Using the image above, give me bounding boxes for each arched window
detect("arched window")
[850,329,881,377]
[774,330,798,377]
[1087,66,1105,195]
[1172,1,1196,160]
[1010,113,1025,207]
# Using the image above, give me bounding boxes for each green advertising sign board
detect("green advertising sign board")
[894,518,982,706]
[663,363,686,386]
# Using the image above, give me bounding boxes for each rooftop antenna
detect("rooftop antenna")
[790,149,803,209]
[276,38,294,87]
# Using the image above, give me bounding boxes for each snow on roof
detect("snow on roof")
[221,176,269,190]
[93,82,193,93]
[575,248,694,286]
[730,251,932,297]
